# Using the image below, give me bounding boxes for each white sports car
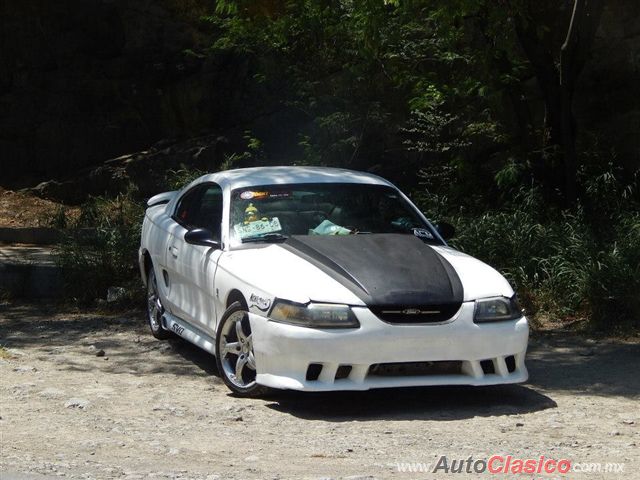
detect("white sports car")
[139,166,529,396]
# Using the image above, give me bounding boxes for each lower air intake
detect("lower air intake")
[368,361,463,377]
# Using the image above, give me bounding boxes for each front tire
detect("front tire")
[146,268,171,340]
[215,302,270,397]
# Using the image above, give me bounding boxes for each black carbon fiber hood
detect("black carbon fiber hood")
[282,234,464,309]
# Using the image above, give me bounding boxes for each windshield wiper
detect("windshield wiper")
[241,233,289,243]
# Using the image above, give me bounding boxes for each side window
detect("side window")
[196,185,223,239]
[174,186,205,229]
[174,184,223,240]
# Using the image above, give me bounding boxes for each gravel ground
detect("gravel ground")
[1,303,638,479]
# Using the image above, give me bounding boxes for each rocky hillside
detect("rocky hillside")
[29,133,235,203]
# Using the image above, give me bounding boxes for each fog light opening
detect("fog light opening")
[334,365,352,380]
[480,359,495,375]
[505,355,516,373]
[306,363,323,381]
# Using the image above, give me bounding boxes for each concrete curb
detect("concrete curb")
[0,245,63,298]
[0,228,62,245]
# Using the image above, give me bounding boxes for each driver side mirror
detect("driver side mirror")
[435,222,455,240]
[184,228,221,249]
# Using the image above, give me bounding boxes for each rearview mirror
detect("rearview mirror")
[435,222,455,240]
[184,228,221,249]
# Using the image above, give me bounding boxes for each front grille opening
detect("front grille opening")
[335,365,352,380]
[505,355,516,373]
[480,360,495,374]
[370,303,461,324]
[306,363,323,381]
[368,361,463,377]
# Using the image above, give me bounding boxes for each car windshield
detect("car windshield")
[229,183,439,246]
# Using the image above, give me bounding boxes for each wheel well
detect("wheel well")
[226,289,247,309]
[143,251,153,281]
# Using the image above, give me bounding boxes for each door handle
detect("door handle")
[168,245,179,258]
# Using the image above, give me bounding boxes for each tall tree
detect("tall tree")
[559,0,605,204]
[513,0,605,204]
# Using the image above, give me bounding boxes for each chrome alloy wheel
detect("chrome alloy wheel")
[146,269,170,339]
[219,310,257,389]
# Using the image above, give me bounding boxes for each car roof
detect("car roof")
[199,166,394,190]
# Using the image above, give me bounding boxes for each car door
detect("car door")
[165,183,224,336]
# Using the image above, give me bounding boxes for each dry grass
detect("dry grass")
[0,345,15,360]
[0,187,79,228]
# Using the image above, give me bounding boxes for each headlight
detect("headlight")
[474,295,523,323]
[269,300,360,329]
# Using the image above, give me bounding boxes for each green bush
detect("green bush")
[416,185,639,331]
[585,212,640,330]
[164,167,207,191]
[54,190,144,305]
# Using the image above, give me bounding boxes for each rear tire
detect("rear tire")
[215,301,271,397]
[146,268,171,340]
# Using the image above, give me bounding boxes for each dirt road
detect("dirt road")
[1,303,638,479]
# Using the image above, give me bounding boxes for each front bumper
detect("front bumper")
[249,302,529,391]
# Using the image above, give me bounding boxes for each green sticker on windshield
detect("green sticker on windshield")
[234,217,282,238]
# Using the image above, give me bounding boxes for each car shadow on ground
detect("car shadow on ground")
[263,384,557,421]
[0,302,220,378]
[168,336,219,375]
